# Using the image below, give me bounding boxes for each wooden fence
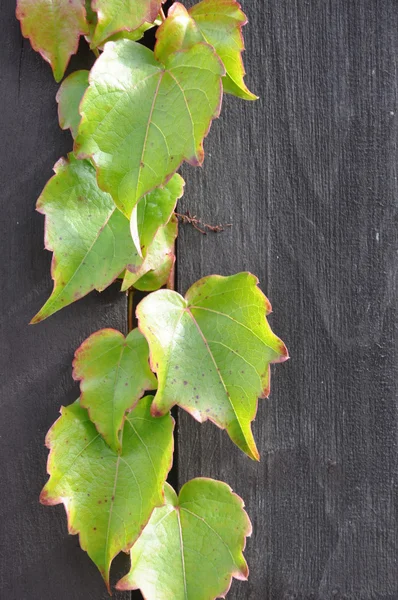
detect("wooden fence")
[1,0,397,598]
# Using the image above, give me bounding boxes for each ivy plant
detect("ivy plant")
[18,0,289,597]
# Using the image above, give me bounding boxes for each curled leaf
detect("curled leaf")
[122,216,178,292]
[40,396,174,591]
[137,273,288,460]
[117,479,251,599]
[73,328,157,452]
[154,3,202,63]
[16,0,89,82]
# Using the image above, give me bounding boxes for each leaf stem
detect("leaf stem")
[160,7,166,22]
[167,259,175,291]
[128,289,134,332]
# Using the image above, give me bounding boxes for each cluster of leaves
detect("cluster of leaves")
[18,0,289,597]
[42,274,287,594]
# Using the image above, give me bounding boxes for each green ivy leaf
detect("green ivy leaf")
[137,273,288,460]
[189,0,257,101]
[154,3,203,63]
[72,328,157,452]
[75,39,224,217]
[117,479,251,598]
[56,70,89,139]
[16,0,89,82]
[30,156,134,323]
[31,157,183,323]
[89,0,164,48]
[40,396,174,591]
[122,216,177,292]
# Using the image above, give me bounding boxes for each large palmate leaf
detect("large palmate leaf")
[117,479,251,599]
[56,70,89,139]
[75,39,224,217]
[16,0,88,82]
[73,328,157,452]
[121,216,177,292]
[189,0,257,101]
[40,397,174,591]
[89,0,164,48]
[31,157,183,323]
[137,273,288,460]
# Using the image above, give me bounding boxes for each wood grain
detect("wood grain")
[176,1,398,598]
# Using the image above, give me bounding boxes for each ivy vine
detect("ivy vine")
[17,0,289,597]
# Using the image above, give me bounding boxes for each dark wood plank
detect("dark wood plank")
[177,1,398,598]
[0,1,130,597]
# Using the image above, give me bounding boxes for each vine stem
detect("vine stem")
[128,289,134,332]
[167,258,176,290]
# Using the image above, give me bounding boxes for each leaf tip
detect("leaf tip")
[39,487,53,506]
[29,313,42,325]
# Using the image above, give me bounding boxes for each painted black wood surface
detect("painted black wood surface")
[1,0,397,599]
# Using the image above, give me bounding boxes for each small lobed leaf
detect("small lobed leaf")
[189,0,257,101]
[31,157,183,323]
[122,216,178,292]
[40,396,174,591]
[89,0,164,48]
[154,3,203,63]
[56,70,89,139]
[72,328,157,452]
[16,0,89,82]
[75,39,224,217]
[117,478,251,599]
[137,273,288,460]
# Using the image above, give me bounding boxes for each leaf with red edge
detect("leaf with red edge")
[73,328,157,452]
[40,396,174,592]
[189,0,257,101]
[30,156,183,323]
[75,39,224,217]
[16,0,89,82]
[89,0,164,48]
[137,273,288,460]
[117,479,251,599]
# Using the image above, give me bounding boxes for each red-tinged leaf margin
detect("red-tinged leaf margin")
[188,0,257,101]
[71,328,157,452]
[137,272,289,461]
[39,400,175,593]
[116,477,253,598]
[74,40,225,217]
[16,0,89,82]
